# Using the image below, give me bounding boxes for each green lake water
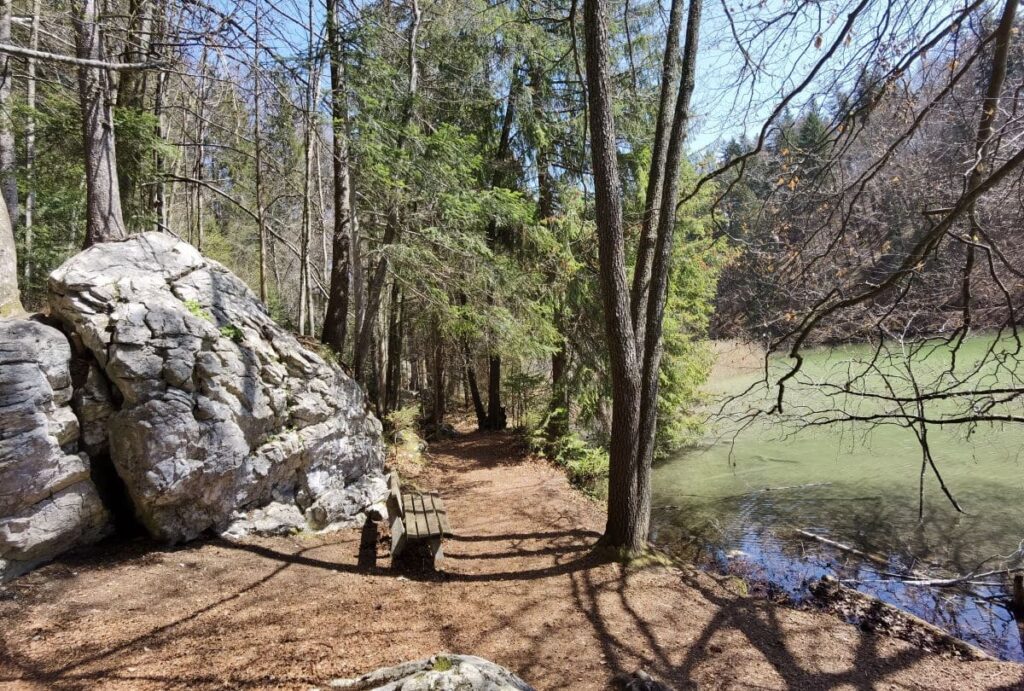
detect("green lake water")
[650,337,1024,660]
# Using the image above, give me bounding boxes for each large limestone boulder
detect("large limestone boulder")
[0,319,110,581]
[326,654,535,691]
[48,232,385,542]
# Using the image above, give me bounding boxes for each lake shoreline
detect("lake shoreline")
[659,534,1012,662]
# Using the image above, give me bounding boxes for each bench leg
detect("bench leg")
[429,537,444,571]
[390,516,407,562]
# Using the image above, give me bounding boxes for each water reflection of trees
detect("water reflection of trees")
[651,489,1023,660]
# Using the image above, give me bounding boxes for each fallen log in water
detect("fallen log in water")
[794,528,893,570]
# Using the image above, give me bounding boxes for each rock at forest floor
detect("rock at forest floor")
[324,654,535,691]
[48,232,385,543]
[0,318,110,581]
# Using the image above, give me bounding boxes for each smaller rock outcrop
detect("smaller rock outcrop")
[0,319,110,581]
[325,654,535,691]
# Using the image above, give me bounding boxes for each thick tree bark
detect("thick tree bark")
[0,0,18,230]
[75,0,128,246]
[584,0,644,552]
[630,0,685,350]
[321,0,353,355]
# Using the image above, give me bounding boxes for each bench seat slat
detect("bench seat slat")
[423,495,439,536]
[431,493,451,534]
[406,494,422,539]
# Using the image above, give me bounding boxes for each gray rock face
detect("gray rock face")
[326,654,535,691]
[0,319,110,581]
[48,232,385,542]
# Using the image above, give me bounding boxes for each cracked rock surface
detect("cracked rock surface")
[0,318,110,581]
[48,232,385,542]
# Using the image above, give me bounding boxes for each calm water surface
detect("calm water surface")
[651,339,1024,660]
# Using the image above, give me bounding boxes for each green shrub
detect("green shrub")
[386,404,420,444]
[183,299,212,321]
[219,324,244,343]
[532,422,609,498]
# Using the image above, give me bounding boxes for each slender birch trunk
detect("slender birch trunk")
[23,0,41,286]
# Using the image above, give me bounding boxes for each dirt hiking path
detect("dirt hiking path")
[1,431,1022,690]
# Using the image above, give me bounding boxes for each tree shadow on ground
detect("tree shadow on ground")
[567,561,942,690]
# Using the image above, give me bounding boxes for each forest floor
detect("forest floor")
[1,430,1022,690]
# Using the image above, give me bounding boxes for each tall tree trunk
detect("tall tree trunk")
[322,0,353,354]
[384,280,403,414]
[528,61,568,442]
[485,355,505,429]
[465,356,486,427]
[634,0,703,542]
[351,182,363,345]
[23,0,40,287]
[75,0,128,246]
[481,65,520,431]
[193,47,207,251]
[193,129,204,246]
[0,187,21,316]
[353,0,419,381]
[431,320,445,429]
[151,2,167,234]
[117,0,152,218]
[584,0,644,553]
[23,0,40,286]
[0,0,18,231]
[457,295,487,427]
[630,0,685,350]
[253,3,267,302]
[298,0,317,336]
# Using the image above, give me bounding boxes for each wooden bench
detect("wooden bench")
[385,471,451,570]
